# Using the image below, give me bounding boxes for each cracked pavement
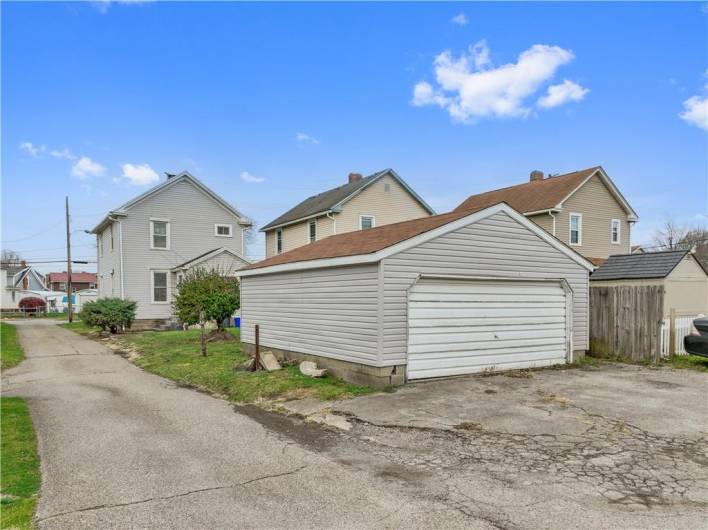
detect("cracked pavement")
[1,320,474,529]
[3,320,707,529]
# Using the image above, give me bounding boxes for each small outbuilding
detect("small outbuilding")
[237,203,594,387]
[590,249,708,317]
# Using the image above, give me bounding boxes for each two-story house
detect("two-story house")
[261,169,436,258]
[454,166,638,264]
[1,262,48,311]
[91,171,252,329]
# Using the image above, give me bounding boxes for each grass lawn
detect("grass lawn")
[58,320,98,336]
[661,354,708,372]
[0,397,40,530]
[115,328,376,402]
[1,322,24,370]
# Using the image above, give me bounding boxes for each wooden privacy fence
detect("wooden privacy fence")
[589,285,664,362]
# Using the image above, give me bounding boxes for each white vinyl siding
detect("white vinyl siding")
[407,279,569,379]
[240,265,380,364]
[113,179,247,320]
[381,211,588,366]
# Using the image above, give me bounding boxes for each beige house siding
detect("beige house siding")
[528,212,554,235]
[591,256,708,317]
[665,256,708,316]
[553,174,631,259]
[264,174,431,257]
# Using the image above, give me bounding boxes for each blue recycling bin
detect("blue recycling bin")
[233,317,241,328]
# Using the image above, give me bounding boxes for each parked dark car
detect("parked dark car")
[684,318,708,357]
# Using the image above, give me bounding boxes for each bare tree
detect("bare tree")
[681,226,708,270]
[652,220,687,250]
[1,249,23,265]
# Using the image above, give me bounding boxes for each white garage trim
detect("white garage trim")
[406,276,574,380]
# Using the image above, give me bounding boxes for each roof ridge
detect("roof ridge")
[464,166,599,198]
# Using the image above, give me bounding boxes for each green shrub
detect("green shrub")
[79,298,137,333]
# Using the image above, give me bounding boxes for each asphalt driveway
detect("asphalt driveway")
[3,320,707,529]
[1,320,470,529]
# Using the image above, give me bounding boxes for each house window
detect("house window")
[309,221,317,243]
[276,229,283,254]
[109,225,114,251]
[215,224,232,237]
[569,213,582,246]
[97,235,102,258]
[360,215,375,230]
[150,219,170,249]
[151,270,169,303]
[611,219,621,244]
[60,282,66,291]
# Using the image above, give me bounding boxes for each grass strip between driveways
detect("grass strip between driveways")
[1,322,24,370]
[112,328,375,403]
[661,354,708,372]
[1,397,40,530]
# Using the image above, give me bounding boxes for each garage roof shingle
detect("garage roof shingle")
[590,249,699,281]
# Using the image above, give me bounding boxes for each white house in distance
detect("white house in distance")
[91,171,252,329]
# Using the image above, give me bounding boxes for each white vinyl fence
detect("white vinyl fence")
[660,315,701,357]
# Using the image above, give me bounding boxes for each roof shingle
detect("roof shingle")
[454,167,599,214]
[590,250,698,281]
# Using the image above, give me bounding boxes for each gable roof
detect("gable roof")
[260,168,436,232]
[454,166,638,221]
[10,267,48,290]
[240,202,594,277]
[172,247,250,271]
[590,249,706,281]
[91,171,251,233]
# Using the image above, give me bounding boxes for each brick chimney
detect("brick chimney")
[348,173,363,184]
[530,170,544,182]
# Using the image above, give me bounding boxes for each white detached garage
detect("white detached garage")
[237,203,593,387]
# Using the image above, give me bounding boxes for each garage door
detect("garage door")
[407,278,569,380]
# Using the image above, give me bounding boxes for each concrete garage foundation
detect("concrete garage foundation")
[241,342,405,388]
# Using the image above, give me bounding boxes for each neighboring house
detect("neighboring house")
[46,271,97,292]
[261,169,435,258]
[1,262,48,311]
[631,245,646,254]
[238,202,593,387]
[91,171,252,328]
[590,249,708,317]
[454,166,639,265]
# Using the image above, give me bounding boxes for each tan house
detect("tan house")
[261,169,436,258]
[590,249,708,317]
[454,166,639,264]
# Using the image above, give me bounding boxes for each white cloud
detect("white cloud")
[240,171,265,183]
[451,13,468,26]
[680,95,708,131]
[91,0,151,13]
[19,142,46,157]
[296,132,320,145]
[119,163,160,186]
[49,148,76,160]
[411,41,583,123]
[71,157,106,179]
[537,79,589,108]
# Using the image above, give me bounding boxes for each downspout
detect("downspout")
[326,211,337,234]
[549,211,557,237]
[118,219,125,299]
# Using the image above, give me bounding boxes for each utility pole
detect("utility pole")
[65,196,73,323]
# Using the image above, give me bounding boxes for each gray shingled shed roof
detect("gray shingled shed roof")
[260,169,436,231]
[590,249,700,281]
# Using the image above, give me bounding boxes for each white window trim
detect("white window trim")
[150,269,170,304]
[308,220,317,243]
[214,223,233,238]
[276,229,283,255]
[359,215,376,230]
[611,219,621,245]
[150,218,171,250]
[569,213,582,246]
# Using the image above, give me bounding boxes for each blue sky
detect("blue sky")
[3,1,707,271]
